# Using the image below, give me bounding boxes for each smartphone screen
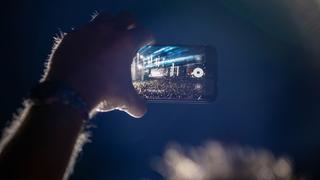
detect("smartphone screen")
[131,45,217,103]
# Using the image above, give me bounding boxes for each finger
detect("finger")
[116,27,154,64]
[113,11,137,31]
[118,86,147,118]
[129,27,155,50]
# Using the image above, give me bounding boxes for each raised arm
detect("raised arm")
[0,12,152,180]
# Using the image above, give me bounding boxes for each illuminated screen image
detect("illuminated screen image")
[131,45,215,101]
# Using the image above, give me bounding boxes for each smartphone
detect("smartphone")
[131,45,217,103]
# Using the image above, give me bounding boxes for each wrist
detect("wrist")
[29,81,93,119]
[44,74,103,111]
[44,70,104,111]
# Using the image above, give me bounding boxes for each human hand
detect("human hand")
[43,12,153,118]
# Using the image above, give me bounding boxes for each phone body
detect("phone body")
[131,45,217,103]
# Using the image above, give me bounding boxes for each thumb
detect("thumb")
[118,87,147,118]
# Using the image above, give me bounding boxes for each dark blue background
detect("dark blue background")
[1,0,320,179]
